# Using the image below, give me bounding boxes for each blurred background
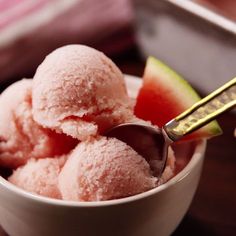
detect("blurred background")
[0,0,235,235]
[1,0,236,93]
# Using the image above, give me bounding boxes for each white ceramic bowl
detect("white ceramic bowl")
[0,75,206,236]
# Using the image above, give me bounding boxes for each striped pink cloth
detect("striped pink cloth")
[0,0,134,83]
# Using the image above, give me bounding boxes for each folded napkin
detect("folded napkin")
[0,0,134,82]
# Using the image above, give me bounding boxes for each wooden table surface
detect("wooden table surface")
[0,45,235,236]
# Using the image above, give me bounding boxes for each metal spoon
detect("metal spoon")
[106,77,236,178]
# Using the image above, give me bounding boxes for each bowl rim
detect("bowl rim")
[0,140,206,207]
[0,75,207,208]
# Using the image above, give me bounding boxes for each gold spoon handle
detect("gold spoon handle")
[164,78,236,141]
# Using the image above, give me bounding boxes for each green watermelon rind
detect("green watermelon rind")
[144,56,222,137]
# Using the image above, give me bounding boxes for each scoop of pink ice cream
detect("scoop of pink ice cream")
[32,45,134,141]
[0,79,77,168]
[8,156,67,199]
[59,137,157,201]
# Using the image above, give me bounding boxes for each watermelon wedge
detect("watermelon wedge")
[134,57,222,141]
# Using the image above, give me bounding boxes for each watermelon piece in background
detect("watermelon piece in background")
[134,56,222,141]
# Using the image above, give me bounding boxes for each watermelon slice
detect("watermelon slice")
[134,56,222,141]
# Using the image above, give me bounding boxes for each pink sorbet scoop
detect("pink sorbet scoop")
[9,156,67,199]
[32,45,134,141]
[59,137,157,201]
[0,79,77,168]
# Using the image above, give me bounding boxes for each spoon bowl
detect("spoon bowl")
[106,77,235,177]
[106,123,170,178]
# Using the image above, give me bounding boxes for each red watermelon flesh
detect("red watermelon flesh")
[134,57,222,141]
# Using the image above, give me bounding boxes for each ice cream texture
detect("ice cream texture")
[32,45,134,141]
[0,44,178,201]
[0,79,77,168]
[9,156,67,199]
[59,137,157,201]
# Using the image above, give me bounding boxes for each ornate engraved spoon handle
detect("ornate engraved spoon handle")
[164,78,236,141]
